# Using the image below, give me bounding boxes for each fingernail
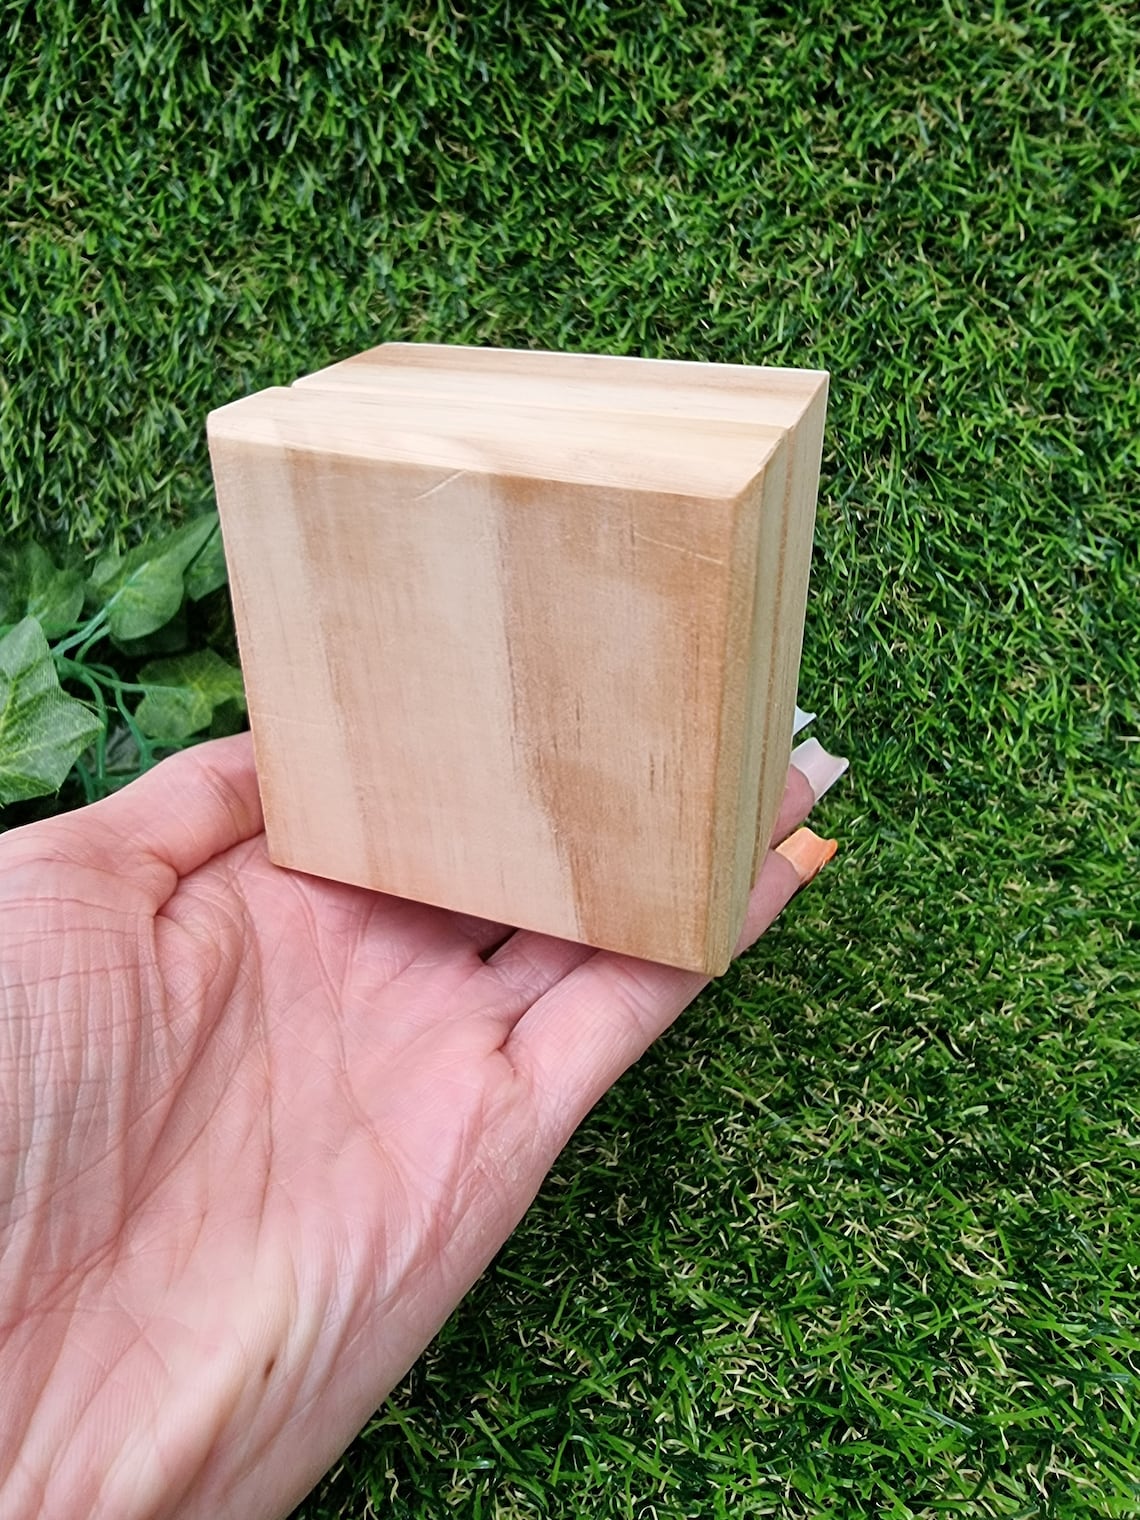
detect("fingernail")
[776,827,838,885]
[791,737,849,803]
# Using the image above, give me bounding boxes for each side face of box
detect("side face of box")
[746,372,829,880]
[209,422,773,971]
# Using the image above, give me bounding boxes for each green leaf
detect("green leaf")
[0,542,85,639]
[0,618,103,804]
[207,697,247,739]
[134,648,246,744]
[111,605,190,659]
[184,520,229,601]
[87,514,220,641]
[97,556,185,642]
[134,685,209,744]
[103,722,143,777]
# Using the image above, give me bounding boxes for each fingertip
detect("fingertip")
[736,830,838,954]
[770,764,816,845]
[735,848,803,953]
[775,827,838,886]
[790,738,849,805]
[771,740,850,847]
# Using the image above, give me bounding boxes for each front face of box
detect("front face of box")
[209,345,828,973]
[211,436,757,971]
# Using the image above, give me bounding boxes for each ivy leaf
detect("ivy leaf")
[134,686,207,744]
[0,543,85,639]
[208,697,247,739]
[134,649,246,744]
[184,519,229,601]
[87,514,220,641]
[0,618,102,804]
[111,605,190,660]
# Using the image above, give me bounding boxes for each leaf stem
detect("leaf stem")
[51,610,110,659]
[109,683,158,774]
[61,664,110,791]
[67,661,153,695]
[72,757,98,807]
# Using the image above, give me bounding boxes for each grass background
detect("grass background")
[4,0,1139,1513]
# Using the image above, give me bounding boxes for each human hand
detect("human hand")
[0,733,840,1519]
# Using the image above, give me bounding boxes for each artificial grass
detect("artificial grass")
[4,0,1139,1514]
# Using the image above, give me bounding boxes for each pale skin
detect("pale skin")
[0,734,824,1519]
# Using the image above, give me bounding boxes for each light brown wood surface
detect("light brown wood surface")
[208,345,827,973]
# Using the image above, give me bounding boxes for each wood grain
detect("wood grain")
[208,347,827,973]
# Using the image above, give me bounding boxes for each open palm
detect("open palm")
[0,734,822,1520]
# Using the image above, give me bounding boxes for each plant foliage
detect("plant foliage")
[0,515,244,808]
[0,618,103,803]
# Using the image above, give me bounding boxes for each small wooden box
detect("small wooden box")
[207,344,827,973]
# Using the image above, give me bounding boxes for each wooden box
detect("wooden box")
[207,344,828,973]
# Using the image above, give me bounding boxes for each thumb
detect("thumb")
[0,734,263,906]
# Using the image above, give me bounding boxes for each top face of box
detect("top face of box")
[209,344,826,502]
[207,387,783,500]
[298,343,827,431]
